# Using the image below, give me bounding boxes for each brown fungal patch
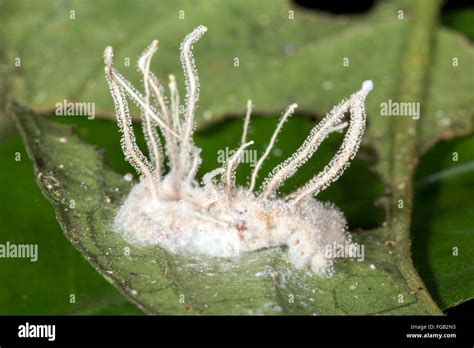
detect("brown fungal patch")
[235,220,247,241]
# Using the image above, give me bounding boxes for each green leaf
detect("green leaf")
[0,0,353,120]
[412,136,474,309]
[0,134,142,314]
[12,103,438,314]
[0,0,420,125]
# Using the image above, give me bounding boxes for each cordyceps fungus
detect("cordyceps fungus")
[103,25,373,276]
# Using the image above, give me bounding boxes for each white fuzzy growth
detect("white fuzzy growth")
[178,25,208,174]
[260,81,372,199]
[138,40,159,73]
[110,68,179,139]
[329,121,348,133]
[103,46,113,66]
[104,26,372,276]
[138,40,179,171]
[362,80,373,93]
[104,68,159,201]
[115,176,349,275]
[202,168,224,187]
[287,81,372,203]
[186,148,202,183]
[259,98,350,198]
[138,40,163,175]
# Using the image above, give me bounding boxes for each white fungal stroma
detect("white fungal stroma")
[104,25,373,275]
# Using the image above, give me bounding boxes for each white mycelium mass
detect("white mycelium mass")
[104,25,373,276]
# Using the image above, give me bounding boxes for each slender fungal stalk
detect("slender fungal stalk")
[249,103,297,192]
[241,99,253,146]
[224,141,254,196]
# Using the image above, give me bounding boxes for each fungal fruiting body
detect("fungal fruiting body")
[104,25,373,275]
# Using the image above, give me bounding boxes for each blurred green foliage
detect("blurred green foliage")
[412,136,474,310]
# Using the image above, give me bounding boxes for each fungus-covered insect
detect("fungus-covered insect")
[104,25,373,275]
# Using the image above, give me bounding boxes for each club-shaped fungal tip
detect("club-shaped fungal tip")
[362,80,373,93]
[104,46,113,66]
